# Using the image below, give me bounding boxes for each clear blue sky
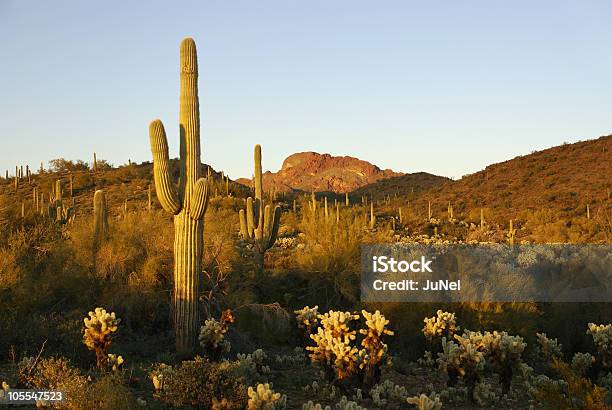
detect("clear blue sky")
[1,1,611,180]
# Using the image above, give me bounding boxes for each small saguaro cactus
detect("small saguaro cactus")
[480,208,485,229]
[428,200,432,220]
[93,152,97,172]
[586,203,590,219]
[398,207,403,224]
[93,189,109,248]
[370,202,376,229]
[335,201,340,224]
[310,191,317,213]
[324,196,329,222]
[345,192,349,206]
[507,219,517,245]
[238,144,281,272]
[148,38,210,355]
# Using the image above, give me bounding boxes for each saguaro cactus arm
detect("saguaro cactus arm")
[189,177,210,219]
[263,205,281,251]
[149,120,182,214]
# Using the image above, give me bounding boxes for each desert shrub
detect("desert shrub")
[151,356,248,409]
[296,205,363,275]
[534,358,608,409]
[18,356,91,409]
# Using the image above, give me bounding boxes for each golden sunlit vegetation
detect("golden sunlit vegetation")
[0,38,610,409]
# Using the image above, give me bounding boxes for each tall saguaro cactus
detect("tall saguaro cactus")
[238,144,281,271]
[148,38,210,355]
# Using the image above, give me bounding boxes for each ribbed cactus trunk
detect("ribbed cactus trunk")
[149,38,209,356]
[93,190,108,248]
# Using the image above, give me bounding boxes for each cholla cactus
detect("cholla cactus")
[236,349,271,377]
[406,393,442,410]
[107,354,124,372]
[335,396,365,410]
[150,363,174,391]
[571,352,595,377]
[422,310,459,343]
[359,310,393,384]
[307,311,360,381]
[83,308,121,369]
[460,330,526,393]
[536,332,563,361]
[437,335,485,402]
[370,380,407,406]
[247,383,287,410]
[295,306,319,335]
[198,310,235,360]
[302,402,331,410]
[472,382,499,406]
[587,323,612,368]
[305,310,393,387]
[0,381,9,401]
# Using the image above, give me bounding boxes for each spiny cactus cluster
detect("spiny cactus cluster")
[294,305,319,335]
[148,38,210,354]
[406,393,443,410]
[437,334,485,401]
[462,330,526,393]
[369,379,408,406]
[198,309,235,360]
[422,310,459,343]
[238,144,281,272]
[303,309,393,387]
[82,307,121,370]
[247,383,287,410]
[150,363,174,391]
[107,353,124,372]
[535,332,563,360]
[587,323,612,368]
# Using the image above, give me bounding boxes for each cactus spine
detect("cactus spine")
[148,38,210,355]
[93,189,109,248]
[238,144,281,272]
